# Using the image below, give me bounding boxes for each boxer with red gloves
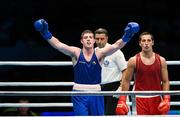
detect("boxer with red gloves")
[116,96,129,115]
[116,32,170,115]
[158,95,170,114]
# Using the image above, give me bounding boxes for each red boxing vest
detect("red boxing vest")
[134,53,162,91]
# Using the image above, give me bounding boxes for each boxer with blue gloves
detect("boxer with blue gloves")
[122,22,139,43]
[34,19,139,43]
[34,19,52,40]
[34,19,139,116]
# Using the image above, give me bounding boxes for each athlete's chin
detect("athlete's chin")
[86,46,93,49]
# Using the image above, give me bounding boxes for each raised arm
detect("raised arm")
[34,19,80,58]
[97,22,139,58]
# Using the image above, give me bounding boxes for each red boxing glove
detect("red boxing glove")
[158,95,170,114]
[115,96,129,115]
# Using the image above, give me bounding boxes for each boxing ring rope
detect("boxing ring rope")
[0,82,74,86]
[0,61,72,66]
[0,90,180,115]
[0,81,180,86]
[0,91,179,106]
[0,103,73,107]
[0,90,180,96]
[1,101,180,107]
[1,102,180,107]
[0,61,180,115]
[0,60,180,66]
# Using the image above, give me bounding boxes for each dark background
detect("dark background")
[0,0,180,115]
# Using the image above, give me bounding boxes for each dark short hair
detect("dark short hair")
[95,28,108,36]
[139,32,154,41]
[81,30,94,38]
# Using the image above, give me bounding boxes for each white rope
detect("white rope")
[0,82,74,86]
[0,61,179,66]
[0,102,131,107]
[0,81,179,86]
[0,90,180,96]
[167,61,180,65]
[0,102,132,107]
[0,103,73,107]
[0,61,72,66]
[0,102,179,107]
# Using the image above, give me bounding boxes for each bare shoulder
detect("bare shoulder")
[72,46,81,52]
[160,56,166,61]
[127,56,136,67]
[95,48,104,60]
[71,47,81,66]
[159,56,167,66]
[72,47,81,57]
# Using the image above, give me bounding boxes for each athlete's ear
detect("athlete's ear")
[152,40,154,46]
[80,38,83,44]
[139,40,141,47]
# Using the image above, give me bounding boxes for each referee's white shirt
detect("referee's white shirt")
[96,43,127,84]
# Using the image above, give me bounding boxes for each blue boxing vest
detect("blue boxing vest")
[73,50,101,84]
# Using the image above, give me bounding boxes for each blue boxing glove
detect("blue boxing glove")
[122,22,139,42]
[34,19,52,40]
